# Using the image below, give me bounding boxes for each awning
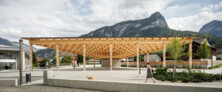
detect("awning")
[23,37,195,59]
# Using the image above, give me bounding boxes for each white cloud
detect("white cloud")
[0,0,173,41]
[167,1,222,32]
[0,0,221,42]
[167,12,222,31]
[200,2,222,12]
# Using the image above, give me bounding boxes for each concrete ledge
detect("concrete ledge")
[45,78,222,92]
[47,78,138,92]
[43,70,222,92]
[0,79,18,87]
[43,70,53,85]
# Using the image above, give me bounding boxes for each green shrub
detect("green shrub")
[154,67,222,83]
[153,74,166,81]
[216,57,221,60]
[181,74,192,82]
[33,63,38,68]
[40,58,50,67]
[155,67,168,75]
[61,56,73,63]
[213,74,221,80]
[121,65,127,67]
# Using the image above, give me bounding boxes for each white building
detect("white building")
[0,45,30,70]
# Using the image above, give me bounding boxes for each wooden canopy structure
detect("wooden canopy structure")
[22,37,195,70]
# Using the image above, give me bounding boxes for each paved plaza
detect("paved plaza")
[1,66,222,88]
[0,85,104,92]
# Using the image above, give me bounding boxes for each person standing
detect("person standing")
[145,63,156,83]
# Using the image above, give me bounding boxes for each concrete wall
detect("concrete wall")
[144,54,161,62]
[218,54,222,59]
[45,78,222,92]
[0,79,18,87]
[43,70,54,85]
[101,59,121,68]
[44,71,222,92]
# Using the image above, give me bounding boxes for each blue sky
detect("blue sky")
[0,0,222,41]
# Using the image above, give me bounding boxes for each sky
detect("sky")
[0,0,222,41]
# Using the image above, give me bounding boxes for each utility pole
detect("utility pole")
[19,39,23,85]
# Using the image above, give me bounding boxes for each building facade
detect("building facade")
[0,45,30,70]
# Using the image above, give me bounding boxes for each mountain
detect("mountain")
[11,42,38,54]
[0,37,13,46]
[35,48,73,58]
[199,20,222,39]
[80,12,222,49]
[35,49,56,58]
[81,12,168,37]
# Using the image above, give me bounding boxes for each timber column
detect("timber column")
[110,43,112,71]
[83,43,86,71]
[93,58,96,68]
[56,44,59,69]
[127,58,129,68]
[163,42,166,67]
[136,42,139,68]
[147,52,149,63]
[73,53,76,69]
[29,42,33,70]
[189,42,192,69]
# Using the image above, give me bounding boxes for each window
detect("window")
[0,53,3,59]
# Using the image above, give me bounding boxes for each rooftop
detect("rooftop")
[23,37,195,59]
[0,45,19,51]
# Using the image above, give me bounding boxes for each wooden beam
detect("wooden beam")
[66,44,73,51]
[29,43,33,70]
[141,43,150,53]
[189,42,192,69]
[70,44,80,53]
[75,44,83,55]
[163,42,166,67]
[56,44,59,69]
[110,43,112,71]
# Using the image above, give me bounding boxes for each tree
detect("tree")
[77,55,91,65]
[40,58,50,67]
[197,40,210,59]
[197,40,210,72]
[33,53,37,64]
[167,37,186,77]
[52,56,57,64]
[61,56,73,63]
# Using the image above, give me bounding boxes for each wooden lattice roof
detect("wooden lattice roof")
[23,37,195,59]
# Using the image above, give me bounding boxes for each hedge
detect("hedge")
[153,67,222,82]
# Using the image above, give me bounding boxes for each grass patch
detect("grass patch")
[209,63,222,69]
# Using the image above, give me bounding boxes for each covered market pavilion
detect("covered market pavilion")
[21,37,195,71]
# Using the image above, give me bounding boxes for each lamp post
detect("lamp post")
[139,49,141,74]
[19,39,23,85]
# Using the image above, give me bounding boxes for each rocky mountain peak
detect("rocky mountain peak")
[199,20,222,38]
[150,12,162,18]
[80,12,168,37]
